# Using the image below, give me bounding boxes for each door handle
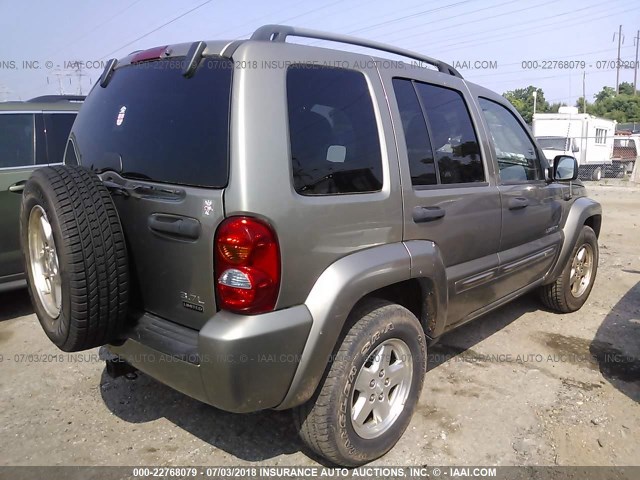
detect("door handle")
[148,214,201,240]
[412,206,446,223]
[8,181,26,193]
[508,197,529,210]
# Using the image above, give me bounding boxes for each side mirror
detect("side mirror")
[553,155,578,181]
[572,144,579,153]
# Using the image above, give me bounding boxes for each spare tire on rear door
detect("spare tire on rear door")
[20,165,129,352]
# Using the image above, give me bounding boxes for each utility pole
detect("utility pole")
[72,63,89,95]
[47,69,68,95]
[582,71,586,113]
[614,25,624,94]
[634,30,639,95]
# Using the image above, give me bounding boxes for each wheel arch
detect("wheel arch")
[357,276,440,342]
[584,213,602,238]
[543,196,602,285]
[276,240,447,410]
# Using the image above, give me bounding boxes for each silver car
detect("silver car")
[19,26,600,466]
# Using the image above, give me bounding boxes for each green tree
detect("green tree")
[549,102,566,113]
[594,86,616,103]
[503,84,640,123]
[585,83,640,122]
[503,86,549,123]
[591,94,640,122]
[575,97,586,112]
[618,81,636,96]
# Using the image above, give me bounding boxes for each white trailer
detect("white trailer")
[533,107,616,180]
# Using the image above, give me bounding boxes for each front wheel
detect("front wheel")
[294,300,427,466]
[539,225,598,313]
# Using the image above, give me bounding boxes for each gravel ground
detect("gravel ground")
[0,182,638,467]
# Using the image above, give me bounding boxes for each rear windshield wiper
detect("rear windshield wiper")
[101,174,185,201]
[130,183,185,200]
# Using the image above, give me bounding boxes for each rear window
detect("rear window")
[69,57,232,187]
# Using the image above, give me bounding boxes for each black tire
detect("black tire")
[539,225,598,313]
[20,166,129,352]
[294,299,427,466]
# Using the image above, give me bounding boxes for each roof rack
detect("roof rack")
[27,95,85,103]
[250,24,463,79]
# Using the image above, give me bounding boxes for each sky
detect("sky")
[0,0,639,105]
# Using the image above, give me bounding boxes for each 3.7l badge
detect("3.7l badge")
[180,291,205,313]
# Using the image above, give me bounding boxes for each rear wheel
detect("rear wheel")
[21,166,129,352]
[539,225,598,313]
[591,167,602,181]
[294,299,427,466]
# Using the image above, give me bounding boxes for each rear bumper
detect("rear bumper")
[108,305,312,413]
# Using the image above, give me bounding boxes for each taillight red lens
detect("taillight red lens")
[214,216,280,314]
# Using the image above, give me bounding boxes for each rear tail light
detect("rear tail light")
[214,216,280,314]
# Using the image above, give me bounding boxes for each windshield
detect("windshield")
[536,137,570,151]
[68,57,232,187]
[614,138,636,148]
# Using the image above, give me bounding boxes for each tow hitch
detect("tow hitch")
[105,357,138,379]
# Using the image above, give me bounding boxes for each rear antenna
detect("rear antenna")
[182,41,207,78]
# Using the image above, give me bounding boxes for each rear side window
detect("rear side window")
[0,114,35,168]
[392,78,436,186]
[479,98,542,182]
[70,57,232,187]
[414,82,484,184]
[44,113,76,164]
[287,65,383,195]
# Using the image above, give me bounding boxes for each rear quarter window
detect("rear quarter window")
[44,113,76,164]
[286,65,383,195]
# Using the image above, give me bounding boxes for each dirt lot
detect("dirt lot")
[0,182,638,467]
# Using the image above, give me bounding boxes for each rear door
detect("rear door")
[0,112,37,281]
[381,68,502,327]
[69,55,233,329]
[476,95,566,297]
